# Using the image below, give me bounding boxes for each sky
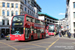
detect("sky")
[37,0,66,19]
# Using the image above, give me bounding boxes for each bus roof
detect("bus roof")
[25,14,45,22]
[14,14,45,22]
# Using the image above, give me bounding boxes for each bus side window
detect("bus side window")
[33,19,35,23]
[31,18,33,22]
[41,21,43,25]
[26,16,31,22]
[29,28,31,33]
[35,19,40,24]
[34,29,36,33]
[31,18,35,23]
[31,26,34,33]
[36,29,38,33]
[41,21,45,25]
[38,29,41,33]
[40,29,42,33]
[41,29,44,33]
[43,22,45,25]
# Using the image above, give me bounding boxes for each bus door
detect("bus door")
[37,29,40,38]
[25,28,31,40]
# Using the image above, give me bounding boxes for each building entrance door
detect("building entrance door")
[1,29,5,38]
[6,29,10,35]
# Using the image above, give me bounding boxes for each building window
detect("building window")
[7,11,9,16]
[2,20,5,25]
[74,12,75,18]
[25,8,26,11]
[7,20,9,25]
[7,3,10,7]
[2,2,5,7]
[11,11,13,16]
[25,0,26,4]
[28,10,29,13]
[16,3,18,8]
[74,2,75,8]
[2,10,5,16]
[16,11,18,15]
[11,3,14,8]
[20,5,23,9]
[30,11,31,14]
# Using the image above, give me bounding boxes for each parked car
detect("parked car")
[5,34,10,40]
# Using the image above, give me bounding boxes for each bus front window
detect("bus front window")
[13,15,24,22]
[11,27,23,35]
[48,25,55,32]
[12,15,24,26]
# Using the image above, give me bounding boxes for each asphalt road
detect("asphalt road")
[0,36,75,50]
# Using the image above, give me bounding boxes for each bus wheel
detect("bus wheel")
[42,35,44,39]
[31,36,34,40]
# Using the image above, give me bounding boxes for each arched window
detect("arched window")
[16,11,18,15]
[11,11,13,16]
[16,3,18,8]
[2,10,5,16]
[7,11,9,16]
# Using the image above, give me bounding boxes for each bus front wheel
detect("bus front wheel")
[42,35,44,39]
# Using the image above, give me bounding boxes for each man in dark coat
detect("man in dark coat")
[67,32,71,38]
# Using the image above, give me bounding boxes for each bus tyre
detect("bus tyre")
[6,39,8,40]
[31,36,34,40]
[44,35,46,38]
[42,35,44,39]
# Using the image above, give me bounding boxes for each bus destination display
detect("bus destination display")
[13,23,23,26]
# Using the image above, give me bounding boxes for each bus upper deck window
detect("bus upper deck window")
[43,22,45,25]
[31,18,35,23]
[13,15,24,22]
[26,16,31,22]
[41,21,43,25]
[35,19,40,24]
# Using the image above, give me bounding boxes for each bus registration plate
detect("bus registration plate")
[15,39,18,41]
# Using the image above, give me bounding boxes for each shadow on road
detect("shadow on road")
[15,36,51,42]
[0,38,6,40]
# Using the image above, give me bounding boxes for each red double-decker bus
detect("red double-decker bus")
[46,24,56,36]
[46,24,61,36]
[10,14,46,41]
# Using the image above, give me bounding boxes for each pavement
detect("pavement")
[55,34,75,40]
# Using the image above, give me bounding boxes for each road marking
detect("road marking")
[29,43,46,48]
[0,42,18,50]
[46,38,59,50]
[72,42,75,45]
[20,43,46,50]
[20,47,40,50]
[35,42,51,44]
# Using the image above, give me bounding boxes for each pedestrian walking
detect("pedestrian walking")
[61,30,64,37]
[1,33,4,38]
[54,32,56,37]
[64,30,66,35]
[63,30,66,37]
[59,29,62,37]
[67,32,71,38]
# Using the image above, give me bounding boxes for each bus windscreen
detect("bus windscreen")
[11,27,23,35]
[13,15,24,22]
[48,25,55,32]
